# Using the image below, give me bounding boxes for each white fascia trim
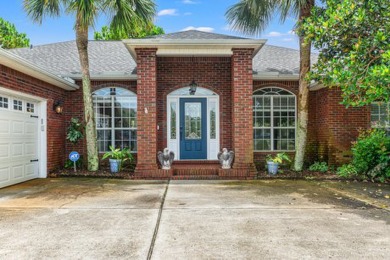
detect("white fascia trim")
[123,39,267,60]
[64,73,137,81]
[0,48,79,91]
[253,73,299,81]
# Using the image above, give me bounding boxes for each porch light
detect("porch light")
[189,80,198,95]
[53,100,63,114]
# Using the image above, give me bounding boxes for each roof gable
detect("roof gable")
[145,30,248,40]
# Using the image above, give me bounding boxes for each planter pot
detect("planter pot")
[109,159,122,173]
[267,161,279,175]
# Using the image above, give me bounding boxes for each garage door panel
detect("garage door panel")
[25,122,37,135]
[25,164,36,177]
[25,143,37,156]
[12,165,24,179]
[0,144,9,158]
[0,119,10,134]
[12,121,24,134]
[12,143,24,157]
[0,167,10,183]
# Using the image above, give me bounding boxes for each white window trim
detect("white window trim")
[93,87,137,153]
[253,87,297,152]
[371,102,390,129]
[167,87,220,160]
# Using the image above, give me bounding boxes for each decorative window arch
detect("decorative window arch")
[93,87,137,152]
[253,87,296,151]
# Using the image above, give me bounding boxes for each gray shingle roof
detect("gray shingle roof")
[145,30,248,40]
[9,41,136,76]
[8,33,317,78]
[254,45,318,75]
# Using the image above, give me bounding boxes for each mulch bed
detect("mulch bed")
[256,170,340,180]
[50,168,135,179]
[51,168,340,180]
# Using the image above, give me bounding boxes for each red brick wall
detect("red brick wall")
[231,49,255,170]
[156,56,232,153]
[0,64,67,172]
[308,87,370,166]
[134,48,158,173]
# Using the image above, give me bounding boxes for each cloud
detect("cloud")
[157,9,178,16]
[265,31,297,37]
[282,38,294,42]
[181,26,214,32]
[266,31,283,37]
[183,12,192,16]
[182,0,198,4]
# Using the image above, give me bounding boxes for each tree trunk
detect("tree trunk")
[294,0,314,171]
[75,17,99,171]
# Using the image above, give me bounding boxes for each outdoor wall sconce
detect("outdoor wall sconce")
[189,80,198,95]
[53,100,64,114]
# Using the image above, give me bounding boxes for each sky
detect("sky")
[0,0,299,49]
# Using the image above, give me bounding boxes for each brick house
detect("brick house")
[0,30,380,186]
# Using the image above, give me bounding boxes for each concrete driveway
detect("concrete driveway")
[0,179,389,259]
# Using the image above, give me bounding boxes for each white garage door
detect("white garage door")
[0,95,39,188]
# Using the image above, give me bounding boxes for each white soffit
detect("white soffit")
[0,48,79,91]
[123,39,267,60]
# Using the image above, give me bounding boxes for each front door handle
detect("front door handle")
[180,126,183,141]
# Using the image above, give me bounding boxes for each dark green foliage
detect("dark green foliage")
[308,161,328,172]
[337,129,390,181]
[66,118,84,144]
[0,17,30,49]
[337,164,358,178]
[303,0,390,107]
[94,23,164,40]
[64,156,83,169]
[102,146,134,171]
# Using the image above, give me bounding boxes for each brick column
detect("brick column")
[231,49,256,174]
[135,48,158,176]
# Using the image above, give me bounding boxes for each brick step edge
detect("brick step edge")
[174,169,219,176]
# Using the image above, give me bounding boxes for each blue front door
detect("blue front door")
[180,98,207,159]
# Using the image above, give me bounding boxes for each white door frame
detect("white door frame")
[0,86,47,178]
[167,87,220,160]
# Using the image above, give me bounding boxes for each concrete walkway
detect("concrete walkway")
[0,179,389,259]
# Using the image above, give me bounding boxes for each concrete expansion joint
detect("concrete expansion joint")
[147,180,170,260]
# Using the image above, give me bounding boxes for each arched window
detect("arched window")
[93,87,137,152]
[253,87,296,151]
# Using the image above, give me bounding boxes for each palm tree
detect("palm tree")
[226,0,314,171]
[23,0,156,171]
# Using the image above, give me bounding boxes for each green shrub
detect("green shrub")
[64,156,83,169]
[339,129,390,181]
[337,164,358,178]
[66,118,84,144]
[308,162,328,172]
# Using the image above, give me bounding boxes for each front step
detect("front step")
[171,175,220,180]
[172,160,220,176]
[174,168,219,176]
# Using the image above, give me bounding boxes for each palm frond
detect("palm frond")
[225,0,276,36]
[66,0,99,28]
[23,0,62,24]
[277,0,312,23]
[102,0,156,34]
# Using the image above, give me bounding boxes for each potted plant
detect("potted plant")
[266,153,291,175]
[102,146,133,173]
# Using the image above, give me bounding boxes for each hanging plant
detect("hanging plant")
[66,117,84,144]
